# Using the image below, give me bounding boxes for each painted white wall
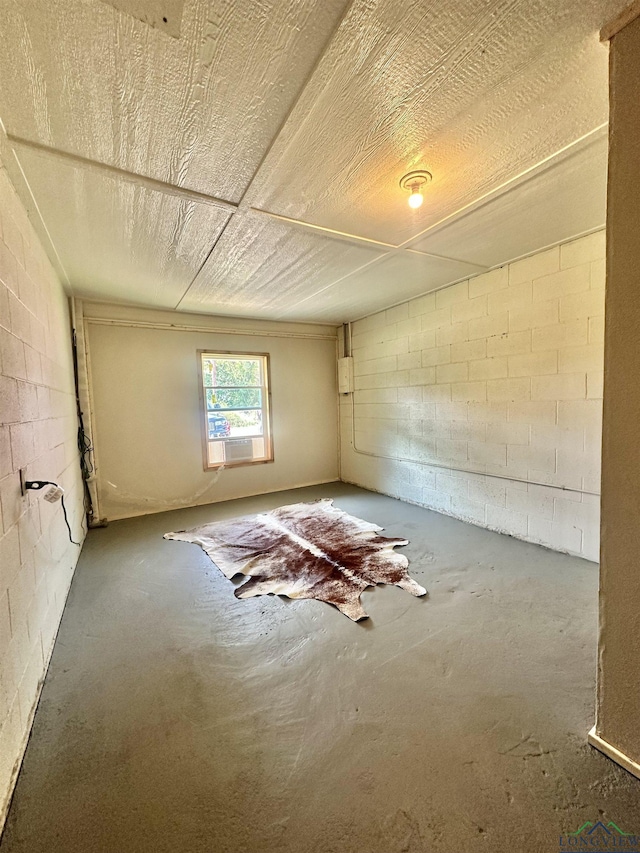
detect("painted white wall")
[83,304,339,520]
[340,231,605,561]
[0,161,84,827]
[592,12,640,777]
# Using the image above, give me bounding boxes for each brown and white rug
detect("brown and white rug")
[164,498,426,621]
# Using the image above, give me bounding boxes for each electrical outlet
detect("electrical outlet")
[19,468,27,497]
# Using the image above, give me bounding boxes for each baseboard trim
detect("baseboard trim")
[588,726,640,781]
[103,478,342,521]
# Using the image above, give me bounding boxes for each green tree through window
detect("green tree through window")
[199,351,273,470]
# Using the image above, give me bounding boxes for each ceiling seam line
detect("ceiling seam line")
[348,224,606,326]
[172,0,359,311]
[247,128,607,268]
[231,0,358,211]
[249,207,396,248]
[5,147,72,289]
[7,134,238,211]
[396,123,609,250]
[277,253,394,313]
[395,248,487,267]
[172,211,234,311]
[250,207,490,268]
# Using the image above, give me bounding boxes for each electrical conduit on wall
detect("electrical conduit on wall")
[340,231,605,560]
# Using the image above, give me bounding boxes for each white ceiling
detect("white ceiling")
[0,0,625,323]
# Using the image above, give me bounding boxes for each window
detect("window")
[199,351,273,469]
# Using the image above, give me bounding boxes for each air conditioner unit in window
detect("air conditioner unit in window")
[224,439,254,462]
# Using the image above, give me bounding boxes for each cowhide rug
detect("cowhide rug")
[164,498,426,621]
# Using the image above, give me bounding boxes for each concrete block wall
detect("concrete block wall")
[0,162,84,825]
[340,231,605,561]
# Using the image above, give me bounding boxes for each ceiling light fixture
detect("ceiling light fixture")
[400,170,432,209]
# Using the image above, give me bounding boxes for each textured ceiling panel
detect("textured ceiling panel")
[410,132,609,267]
[178,211,385,318]
[16,147,230,308]
[0,0,349,201]
[277,252,485,323]
[103,0,186,38]
[251,0,624,246]
[0,0,626,322]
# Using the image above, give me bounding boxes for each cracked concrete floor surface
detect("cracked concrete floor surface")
[1,483,639,852]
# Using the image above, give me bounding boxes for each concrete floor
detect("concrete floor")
[1,483,639,852]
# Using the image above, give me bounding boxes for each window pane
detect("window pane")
[200,351,272,469]
[203,357,261,387]
[224,409,263,436]
[208,387,262,410]
[202,359,215,386]
[207,412,231,438]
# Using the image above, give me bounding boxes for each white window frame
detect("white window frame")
[198,350,274,470]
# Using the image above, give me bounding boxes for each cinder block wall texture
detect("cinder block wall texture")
[340,231,605,561]
[0,162,84,824]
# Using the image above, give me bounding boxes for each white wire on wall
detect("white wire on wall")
[344,322,600,499]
